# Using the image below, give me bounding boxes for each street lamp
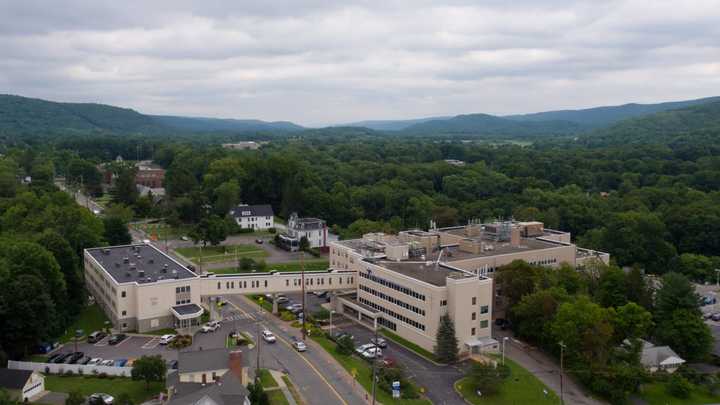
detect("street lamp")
[501,337,509,365]
[330,310,336,338]
[74,329,84,353]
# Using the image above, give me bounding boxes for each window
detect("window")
[440,299,447,306]
[217,282,221,290]
[176,287,181,293]
[480,320,489,328]
[471,297,477,305]
[480,305,489,314]
[471,312,476,321]
[471,327,476,336]
[122,323,127,328]
[122,310,127,316]
[121,291,126,298]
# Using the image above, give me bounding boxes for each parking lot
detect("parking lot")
[50,334,180,365]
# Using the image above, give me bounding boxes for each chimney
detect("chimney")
[228,350,243,383]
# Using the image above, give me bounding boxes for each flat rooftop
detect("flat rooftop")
[368,259,477,286]
[86,244,197,284]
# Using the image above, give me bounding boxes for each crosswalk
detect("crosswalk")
[223,313,254,322]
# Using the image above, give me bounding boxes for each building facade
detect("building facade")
[278,213,328,251]
[229,204,274,230]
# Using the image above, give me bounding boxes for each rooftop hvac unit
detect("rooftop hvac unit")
[115,262,120,268]
[138,270,145,277]
[148,259,154,264]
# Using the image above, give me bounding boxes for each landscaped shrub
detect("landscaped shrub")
[280,311,296,322]
[667,374,692,398]
[169,334,193,349]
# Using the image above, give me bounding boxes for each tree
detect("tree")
[656,309,712,362]
[612,302,653,342]
[666,374,692,398]
[625,267,652,309]
[0,389,19,405]
[298,236,310,252]
[510,287,569,346]
[550,296,614,366]
[336,335,354,355]
[190,215,228,247]
[467,362,510,396]
[131,355,167,388]
[495,260,542,308]
[247,381,269,405]
[655,272,701,321]
[213,180,240,216]
[103,216,132,246]
[110,165,138,205]
[435,314,458,363]
[596,266,627,308]
[65,391,85,405]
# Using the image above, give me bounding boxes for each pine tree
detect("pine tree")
[435,314,458,363]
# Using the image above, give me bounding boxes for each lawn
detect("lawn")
[455,356,558,405]
[257,368,279,388]
[282,375,304,404]
[45,375,164,404]
[638,382,720,405]
[131,222,191,240]
[380,329,437,362]
[267,389,290,405]
[311,334,430,404]
[60,304,110,343]
[176,244,268,264]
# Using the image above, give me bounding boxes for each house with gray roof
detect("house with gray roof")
[230,204,274,230]
[167,349,249,405]
[635,339,686,373]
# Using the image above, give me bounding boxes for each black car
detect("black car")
[46,353,61,363]
[54,353,72,363]
[67,352,85,364]
[79,356,92,365]
[108,334,127,345]
[87,331,107,344]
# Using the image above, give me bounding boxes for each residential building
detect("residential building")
[222,141,260,150]
[167,349,249,405]
[0,369,44,401]
[278,213,328,251]
[229,204,274,230]
[635,340,685,373]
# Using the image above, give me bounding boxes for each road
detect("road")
[225,295,369,405]
[55,179,105,215]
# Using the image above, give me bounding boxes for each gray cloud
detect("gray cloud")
[0,0,719,126]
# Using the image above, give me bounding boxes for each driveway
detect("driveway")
[334,320,467,405]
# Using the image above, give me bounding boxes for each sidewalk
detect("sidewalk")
[269,369,299,405]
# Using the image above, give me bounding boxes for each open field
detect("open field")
[638,382,720,405]
[176,244,269,264]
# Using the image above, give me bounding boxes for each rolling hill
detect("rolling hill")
[401,113,583,137]
[151,115,304,132]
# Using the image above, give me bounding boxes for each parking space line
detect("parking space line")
[142,337,161,349]
[114,336,132,347]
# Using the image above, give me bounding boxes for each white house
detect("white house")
[279,213,328,251]
[229,204,274,230]
[635,340,686,373]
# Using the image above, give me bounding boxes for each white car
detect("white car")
[100,359,115,366]
[87,357,103,365]
[292,340,307,352]
[262,330,276,343]
[201,321,221,333]
[159,334,176,345]
[356,344,383,359]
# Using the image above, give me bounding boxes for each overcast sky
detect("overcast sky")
[1,1,719,126]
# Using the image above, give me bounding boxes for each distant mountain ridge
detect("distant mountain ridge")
[0,94,305,136]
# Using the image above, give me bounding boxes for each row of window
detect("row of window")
[176,286,191,293]
[359,297,426,332]
[218,279,268,290]
[216,276,355,291]
[377,317,397,331]
[359,284,426,316]
[359,270,426,301]
[176,298,191,305]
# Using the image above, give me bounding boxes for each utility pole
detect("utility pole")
[715,269,720,287]
[559,341,566,405]
[301,251,306,340]
[502,336,509,365]
[256,299,262,378]
[371,322,379,405]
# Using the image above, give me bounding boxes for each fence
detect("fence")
[8,360,132,377]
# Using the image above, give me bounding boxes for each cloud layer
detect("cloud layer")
[1,0,719,126]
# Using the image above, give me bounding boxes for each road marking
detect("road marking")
[223,313,252,322]
[142,337,161,349]
[114,336,132,347]
[226,299,349,405]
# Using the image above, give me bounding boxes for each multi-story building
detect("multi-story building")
[278,213,328,251]
[229,204,274,230]
[135,161,165,189]
[84,220,608,357]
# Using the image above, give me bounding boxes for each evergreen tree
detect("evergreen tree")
[435,314,458,363]
[103,216,132,246]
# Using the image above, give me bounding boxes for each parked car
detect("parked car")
[255,239,264,244]
[370,337,388,348]
[285,303,301,312]
[711,313,720,322]
[181,236,189,241]
[88,393,114,405]
[201,321,221,333]
[262,330,277,343]
[275,296,289,305]
[108,334,127,345]
[37,342,60,354]
[54,353,72,363]
[87,331,107,344]
[704,296,718,306]
[358,346,383,359]
[331,332,354,342]
[159,334,176,345]
[381,357,396,368]
[46,353,61,363]
[704,312,714,320]
[167,360,178,370]
[115,359,128,367]
[87,358,103,366]
[67,352,85,364]
[100,359,115,367]
[79,356,92,365]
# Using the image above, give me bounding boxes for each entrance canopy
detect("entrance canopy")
[171,303,204,320]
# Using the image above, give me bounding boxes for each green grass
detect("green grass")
[311,334,430,404]
[45,375,163,404]
[380,329,437,362]
[176,244,268,264]
[211,259,329,275]
[257,369,279,388]
[282,375,304,405]
[131,222,191,240]
[60,304,110,343]
[638,382,720,405]
[27,354,48,362]
[249,295,274,312]
[143,328,177,336]
[267,389,290,405]
[455,356,558,405]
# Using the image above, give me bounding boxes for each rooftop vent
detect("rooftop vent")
[146,277,152,283]
[138,270,145,277]
[123,257,129,263]
[172,269,179,279]
[148,258,154,264]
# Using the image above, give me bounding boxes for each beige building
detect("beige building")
[84,220,608,356]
